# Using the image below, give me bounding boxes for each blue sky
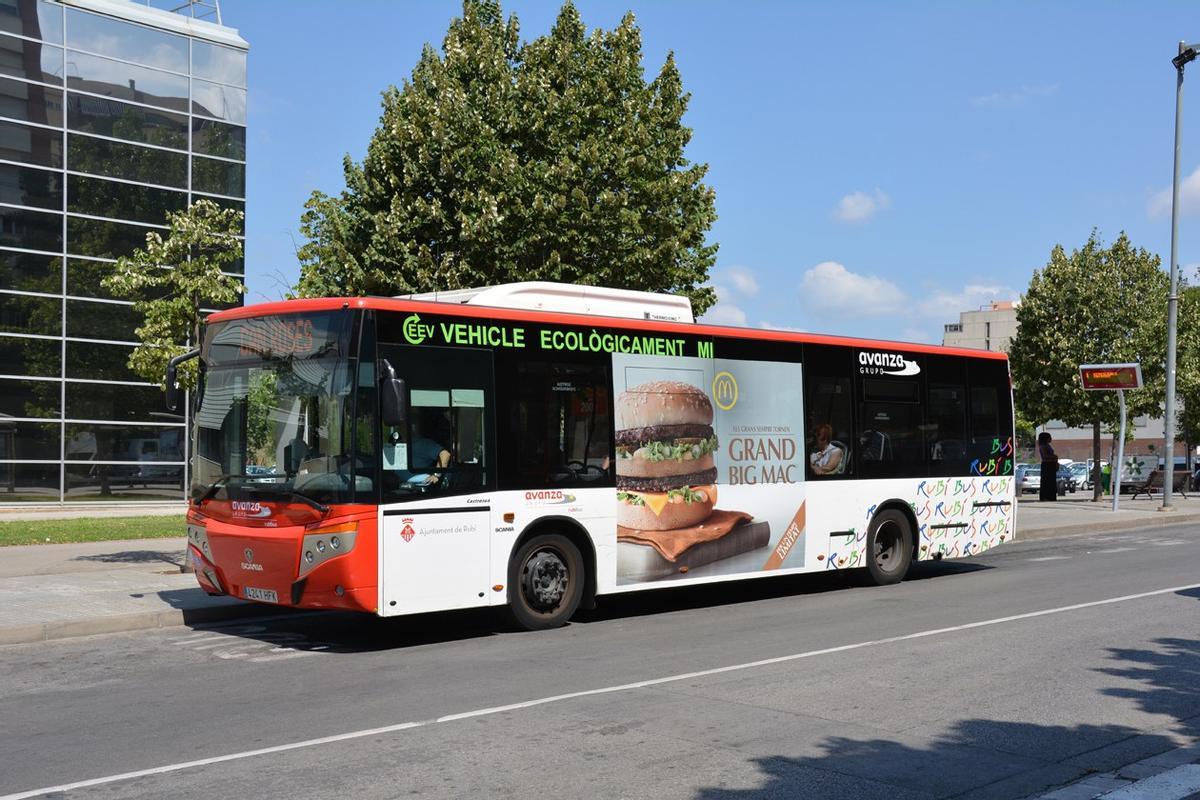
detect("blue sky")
[230,1,1200,344]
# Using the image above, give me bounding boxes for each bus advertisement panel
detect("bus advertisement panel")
[613,354,807,583]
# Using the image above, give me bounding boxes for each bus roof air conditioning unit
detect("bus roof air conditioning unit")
[397,281,695,324]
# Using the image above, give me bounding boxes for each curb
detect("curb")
[1017,511,1200,541]
[0,601,300,647]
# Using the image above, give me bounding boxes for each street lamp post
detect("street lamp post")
[1163,41,1198,510]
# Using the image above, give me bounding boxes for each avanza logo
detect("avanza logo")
[231,500,271,519]
[858,351,920,377]
[524,490,576,504]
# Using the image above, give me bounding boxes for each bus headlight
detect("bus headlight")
[187,524,211,563]
[299,521,358,578]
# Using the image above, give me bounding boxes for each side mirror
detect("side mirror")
[379,359,407,427]
[165,349,200,412]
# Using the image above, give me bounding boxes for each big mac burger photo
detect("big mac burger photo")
[615,380,719,530]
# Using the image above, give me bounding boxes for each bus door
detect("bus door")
[377,344,497,615]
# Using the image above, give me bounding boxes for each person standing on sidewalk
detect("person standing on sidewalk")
[1038,432,1058,502]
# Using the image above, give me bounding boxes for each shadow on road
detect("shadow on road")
[74,549,185,569]
[577,559,990,624]
[688,632,1200,799]
[183,559,992,653]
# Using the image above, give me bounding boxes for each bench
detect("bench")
[1129,468,1190,500]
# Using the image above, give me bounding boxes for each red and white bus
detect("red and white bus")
[178,282,1016,630]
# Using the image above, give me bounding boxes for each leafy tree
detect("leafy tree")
[1014,412,1037,458]
[1173,286,1200,462]
[1008,231,1183,500]
[246,370,278,466]
[295,0,718,313]
[102,199,245,390]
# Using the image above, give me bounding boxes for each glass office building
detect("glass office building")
[0,0,247,503]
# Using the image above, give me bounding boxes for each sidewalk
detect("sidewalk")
[0,493,1197,648]
[0,536,289,646]
[1016,492,1200,539]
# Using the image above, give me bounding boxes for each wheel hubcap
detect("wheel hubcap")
[875,523,900,572]
[522,550,568,611]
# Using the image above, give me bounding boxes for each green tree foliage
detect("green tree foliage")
[295,0,718,313]
[1174,285,1200,453]
[1008,231,1190,495]
[246,371,278,466]
[102,199,245,389]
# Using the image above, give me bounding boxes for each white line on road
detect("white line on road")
[1095,548,1137,554]
[5,581,1200,800]
[1028,556,1071,562]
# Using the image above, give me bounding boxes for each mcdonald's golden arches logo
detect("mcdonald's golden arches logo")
[712,371,738,410]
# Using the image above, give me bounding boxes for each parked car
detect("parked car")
[1056,465,1077,494]
[1067,461,1092,491]
[1015,463,1040,494]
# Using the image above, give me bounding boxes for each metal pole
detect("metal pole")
[1163,44,1186,510]
[1113,389,1126,511]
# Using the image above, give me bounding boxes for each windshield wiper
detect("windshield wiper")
[194,474,238,506]
[195,474,329,514]
[287,488,330,514]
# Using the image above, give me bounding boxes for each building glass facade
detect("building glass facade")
[0,0,246,503]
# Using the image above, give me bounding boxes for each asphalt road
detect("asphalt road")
[2,523,1199,800]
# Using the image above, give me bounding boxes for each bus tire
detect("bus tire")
[865,509,913,586]
[506,533,585,630]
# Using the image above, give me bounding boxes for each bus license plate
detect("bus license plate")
[244,587,278,603]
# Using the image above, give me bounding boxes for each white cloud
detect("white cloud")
[902,327,934,344]
[915,284,1019,322]
[701,304,748,327]
[970,83,1059,108]
[1148,165,1200,218]
[759,321,805,332]
[726,266,759,296]
[799,261,906,316]
[831,188,891,223]
[698,284,748,327]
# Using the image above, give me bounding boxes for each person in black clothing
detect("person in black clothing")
[1038,431,1058,501]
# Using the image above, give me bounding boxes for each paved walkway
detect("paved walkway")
[1017,492,1200,539]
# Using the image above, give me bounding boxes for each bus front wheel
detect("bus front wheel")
[866,509,913,586]
[506,533,585,630]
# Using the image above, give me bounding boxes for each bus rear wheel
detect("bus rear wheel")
[866,509,913,586]
[506,533,585,631]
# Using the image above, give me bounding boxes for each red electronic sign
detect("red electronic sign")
[1079,363,1142,391]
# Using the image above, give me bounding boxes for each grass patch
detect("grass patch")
[0,515,187,547]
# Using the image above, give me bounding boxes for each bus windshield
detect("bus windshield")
[192,310,367,508]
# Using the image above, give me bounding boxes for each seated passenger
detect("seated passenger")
[809,423,844,475]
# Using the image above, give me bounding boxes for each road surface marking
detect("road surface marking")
[1028,556,1071,562]
[1152,540,1187,547]
[1095,548,1136,554]
[4,581,1199,800]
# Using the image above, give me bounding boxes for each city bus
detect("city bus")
[177,282,1015,630]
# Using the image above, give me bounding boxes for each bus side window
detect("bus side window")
[924,357,970,477]
[805,375,853,478]
[496,356,613,489]
[856,377,924,480]
[968,359,1014,474]
[375,343,495,502]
